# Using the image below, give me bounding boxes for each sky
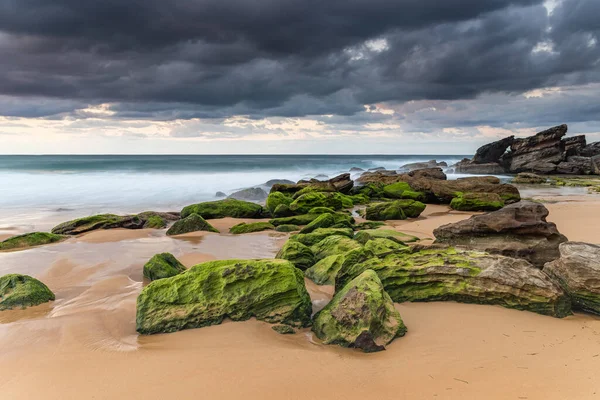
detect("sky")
[0,0,599,154]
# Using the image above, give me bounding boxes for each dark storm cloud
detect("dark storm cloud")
[0,0,598,119]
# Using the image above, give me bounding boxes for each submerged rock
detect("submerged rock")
[181,199,266,219]
[449,192,504,212]
[0,274,55,310]
[229,222,275,234]
[312,270,407,352]
[0,232,67,251]
[365,200,426,221]
[136,259,312,334]
[434,201,567,267]
[228,187,268,202]
[335,247,570,318]
[544,242,600,315]
[143,253,186,281]
[276,240,315,270]
[166,213,219,236]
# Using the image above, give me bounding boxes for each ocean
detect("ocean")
[0,154,468,232]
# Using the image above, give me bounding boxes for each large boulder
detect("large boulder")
[433,201,567,267]
[0,274,55,310]
[51,212,179,235]
[181,199,266,219]
[0,232,67,251]
[311,235,362,261]
[136,259,312,334]
[544,242,600,315]
[556,156,593,175]
[563,135,587,157]
[312,270,407,352]
[407,167,447,180]
[502,124,567,173]
[166,213,219,236]
[364,200,426,220]
[335,247,571,318]
[472,136,515,164]
[228,187,268,202]
[327,173,354,194]
[291,228,354,246]
[143,253,186,281]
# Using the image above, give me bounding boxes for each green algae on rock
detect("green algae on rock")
[382,182,412,198]
[291,228,354,247]
[136,259,312,334]
[229,222,275,234]
[365,200,426,221]
[266,192,293,214]
[299,213,337,234]
[312,270,407,352]
[289,192,344,214]
[270,214,320,226]
[166,213,219,236]
[0,274,55,310]
[311,235,362,261]
[181,199,266,219]
[353,221,386,231]
[307,207,335,215]
[450,193,505,212]
[354,229,419,245]
[143,253,186,281]
[334,247,571,318]
[51,211,179,235]
[364,238,409,257]
[273,204,294,218]
[275,224,300,233]
[0,232,67,251]
[305,254,346,285]
[272,324,296,334]
[276,240,315,270]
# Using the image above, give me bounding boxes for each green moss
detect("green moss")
[272,324,296,334]
[312,270,406,352]
[0,274,55,310]
[364,238,409,257]
[229,222,275,234]
[136,259,313,334]
[289,192,343,214]
[299,213,348,234]
[450,193,505,212]
[0,232,67,251]
[270,214,320,226]
[266,192,293,214]
[166,213,219,236]
[308,207,335,214]
[292,185,336,199]
[365,200,426,221]
[181,199,265,219]
[275,224,300,232]
[349,194,370,205]
[144,215,167,229]
[354,229,419,245]
[333,193,355,208]
[305,254,346,285]
[273,204,294,218]
[401,190,427,202]
[143,253,186,281]
[354,221,386,231]
[311,235,362,261]
[276,240,315,270]
[291,228,354,246]
[51,213,133,235]
[383,182,412,198]
[353,183,385,198]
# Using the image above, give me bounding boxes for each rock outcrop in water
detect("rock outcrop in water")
[136,259,312,334]
[0,232,67,251]
[455,124,600,175]
[544,242,600,315]
[312,269,407,352]
[0,274,55,310]
[433,201,567,267]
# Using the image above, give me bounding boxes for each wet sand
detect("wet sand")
[1,195,600,399]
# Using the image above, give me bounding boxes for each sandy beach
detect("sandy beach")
[1,191,600,400]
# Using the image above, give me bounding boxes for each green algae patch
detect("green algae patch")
[400,190,427,202]
[365,200,426,221]
[382,182,412,198]
[275,224,300,233]
[276,240,315,270]
[307,207,335,214]
[289,192,344,214]
[311,235,362,261]
[143,253,186,281]
[51,213,134,235]
[181,199,265,219]
[0,274,55,310]
[291,228,354,247]
[364,238,409,257]
[166,213,219,236]
[354,229,419,245]
[299,212,354,234]
[0,232,67,251]
[270,214,320,226]
[143,215,167,229]
[354,221,386,231]
[353,183,385,199]
[450,193,504,212]
[305,254,346,285]
[229,222,275,234]
[312,269,406,352]
[136,259,313,334]
[266,192,293,214]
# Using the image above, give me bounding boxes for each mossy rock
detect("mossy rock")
[312,269,407,352]
[354,229,419,245]
[292,185,336,199]
[354,221,386,231]
[450,193,505,212]
[333,193,355,208]
[299,213,338,234]
[266,192,293,214]
[166,213,219,236]
[353,183,385,198]
[289,192,343,214]
[143,253,186,281]
[291,228,354,247]
[0,232,67,251]
[143,215,167,229]
[51,213,137,235]
[400,190,427,202]
[273,204,294,218]
[272,324,296,334]
[0,274,55,310]
[305,254,346,285]
[308,207,335,215]
[364,238,409,257]
[334,247,571,318]
[229,222,275,234]
[311,235,362,261]
[181,199,265,219]
[349,194,370,205]
[275,224,300,233]
[276,240,315,270]
[383,182,412,198]
[136,259,312,334]
[270,214,320,227]
[365,200,426,221]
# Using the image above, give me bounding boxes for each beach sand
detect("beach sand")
[1,196,600,399]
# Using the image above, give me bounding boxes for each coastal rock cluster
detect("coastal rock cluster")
[455,124,600,175]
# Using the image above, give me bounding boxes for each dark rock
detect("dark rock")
[215,191,227,198]
[368,167,386,171]
[327,173,354,194]
[563,135,587,157]
[580,142,600,158]
[557,156,592,175]
[228,187,268,202]
[433,201,567,267]
[503,124,568,173]
[399,160,447,172]
[454,161,506,175]
[407,167,447,180]
[350,167,364,172]
[472,136,514,164]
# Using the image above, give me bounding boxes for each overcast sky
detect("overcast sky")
[1,0,599,154]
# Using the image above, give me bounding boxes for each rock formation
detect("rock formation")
[143,253,186,281]
[0,274,55,310]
